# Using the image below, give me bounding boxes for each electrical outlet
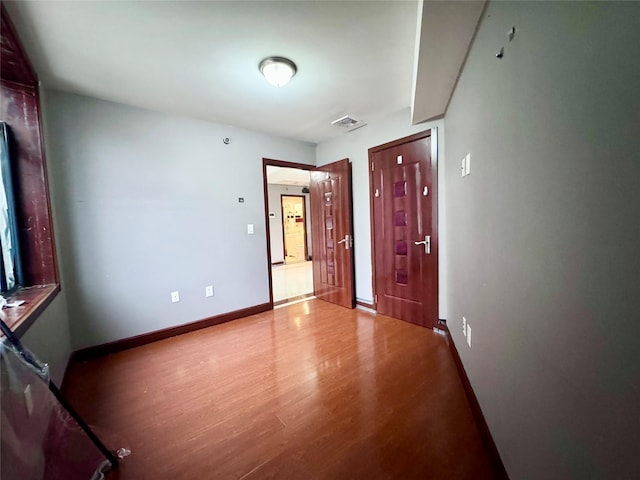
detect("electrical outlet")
[171,291,180,303]
[467,324,472,347]
[205,285,214,297]
[24,385,34,417]
[463,316,467,336]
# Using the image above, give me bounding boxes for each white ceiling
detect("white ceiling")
[6,0,419,144]
[266,165,310,186]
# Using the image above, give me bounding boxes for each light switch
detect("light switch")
[467,325,472,347]
[465,153,471,176]
[461,157,466,177]
[247,224,254,235]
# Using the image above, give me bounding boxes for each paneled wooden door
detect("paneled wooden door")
[310,158,355,309]
[369,131,437,328]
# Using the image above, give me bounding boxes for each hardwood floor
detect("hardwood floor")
[63,300,496,479]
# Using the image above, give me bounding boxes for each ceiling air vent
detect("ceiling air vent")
[331,115,367,132]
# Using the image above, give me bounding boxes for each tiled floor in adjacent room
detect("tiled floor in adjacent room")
[272,260,314,304]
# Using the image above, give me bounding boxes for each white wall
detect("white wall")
[267,184,311,264]
[45,91,315,349]
[316,108,446,317]
[443,2,640,478]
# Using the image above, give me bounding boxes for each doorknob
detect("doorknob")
[414,235,431,254]
[337,234,351,250]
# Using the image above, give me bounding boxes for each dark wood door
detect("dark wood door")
[310,158,355,309]
[369,131,437,328]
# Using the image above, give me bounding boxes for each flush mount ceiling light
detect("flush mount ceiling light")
[259,57,297,87]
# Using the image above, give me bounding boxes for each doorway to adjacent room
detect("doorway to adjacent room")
[265,164,314,305]
[281,194,308,265]
[262,158,355,309]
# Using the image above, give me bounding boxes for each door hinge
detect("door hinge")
[375,294,378,304]
[371,161,374,171]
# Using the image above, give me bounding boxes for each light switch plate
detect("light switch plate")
[463,316,467,336]
[247,224,254,235]
[205,285,214,297]
[461,157,466,177]
[465,153,471,175]
[171,291,180,303]
[467,325,472,347]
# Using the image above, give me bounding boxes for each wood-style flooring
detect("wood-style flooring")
[63,300,496,479]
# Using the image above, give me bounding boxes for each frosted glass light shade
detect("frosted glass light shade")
[259,57,297,87]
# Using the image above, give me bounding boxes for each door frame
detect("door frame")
[280,194,308,263]
[262,158,316,308]
[367,129,438,317]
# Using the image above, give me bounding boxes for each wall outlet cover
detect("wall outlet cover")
[205,285,214,297]
[171,291,180,303]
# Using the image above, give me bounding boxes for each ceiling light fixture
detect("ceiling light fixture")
[259,57,297,87]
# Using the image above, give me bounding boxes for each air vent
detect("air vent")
[331,115,366,132]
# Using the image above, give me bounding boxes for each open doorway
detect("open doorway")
[281,195,308,264]
[265,163,314,305]
[263,157,356,309]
